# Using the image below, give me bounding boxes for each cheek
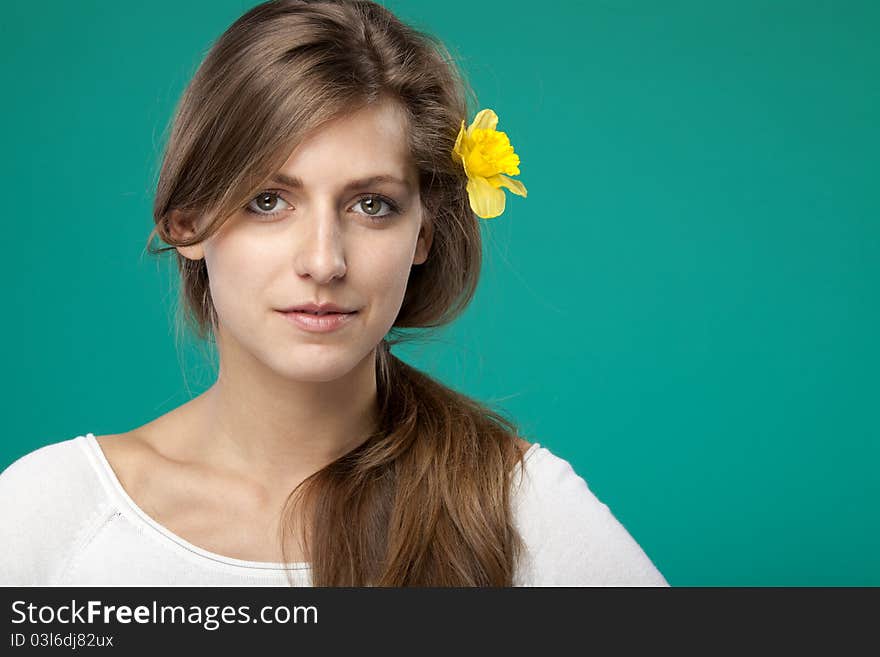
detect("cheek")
[357,237,418,298]
[204,238,270,315]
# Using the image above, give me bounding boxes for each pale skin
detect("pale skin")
[95,97,530,563]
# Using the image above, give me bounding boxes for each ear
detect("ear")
[412,210,433,266]
[168,209,206,261]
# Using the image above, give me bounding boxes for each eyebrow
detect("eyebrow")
[269,172,412,192]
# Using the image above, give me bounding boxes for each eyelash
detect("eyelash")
[244,189,401,223]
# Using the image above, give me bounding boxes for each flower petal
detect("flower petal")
[467,108,498,138]
[467,175,506,219]
[490,173,527,197]
[452,120,466,165]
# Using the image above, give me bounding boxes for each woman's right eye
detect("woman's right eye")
[245,190,292,217]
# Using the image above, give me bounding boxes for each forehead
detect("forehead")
[277,99,414,186]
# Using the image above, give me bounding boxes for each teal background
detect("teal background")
[1,1,877,585]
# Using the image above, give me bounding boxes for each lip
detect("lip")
[279,302,355,313]
[277,309,358,333]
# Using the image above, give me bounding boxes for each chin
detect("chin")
[275,348,364,383]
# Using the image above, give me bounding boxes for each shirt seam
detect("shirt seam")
[49,499,119,585]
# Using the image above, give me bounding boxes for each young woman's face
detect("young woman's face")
[179,98,432,382]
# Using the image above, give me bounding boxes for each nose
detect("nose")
[293,202,348,283]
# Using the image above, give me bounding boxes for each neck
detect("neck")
[181,331,380,493]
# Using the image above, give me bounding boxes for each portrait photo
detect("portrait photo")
[1,0,877,595]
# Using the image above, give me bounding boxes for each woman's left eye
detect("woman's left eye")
[352,194,400,220]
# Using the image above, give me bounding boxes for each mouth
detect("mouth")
[277,309,358,333]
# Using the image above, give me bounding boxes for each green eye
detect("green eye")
[354,194,400,221]
[246,191,291,217]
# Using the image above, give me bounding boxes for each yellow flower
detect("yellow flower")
[451,108,527,219]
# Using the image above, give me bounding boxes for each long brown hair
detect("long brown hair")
[146,0,528,586]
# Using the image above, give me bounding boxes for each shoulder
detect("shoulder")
[0,435,112,585]
[0,437,93,496]
[511,443,668,586]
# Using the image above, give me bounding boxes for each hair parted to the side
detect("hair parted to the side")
[145,0,529,586]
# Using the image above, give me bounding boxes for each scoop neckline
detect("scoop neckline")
[80,432,308,571]
[79,432,543,572]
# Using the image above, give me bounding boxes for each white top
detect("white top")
[0,434,668,587]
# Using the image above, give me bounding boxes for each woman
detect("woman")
[0,0,668,587]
